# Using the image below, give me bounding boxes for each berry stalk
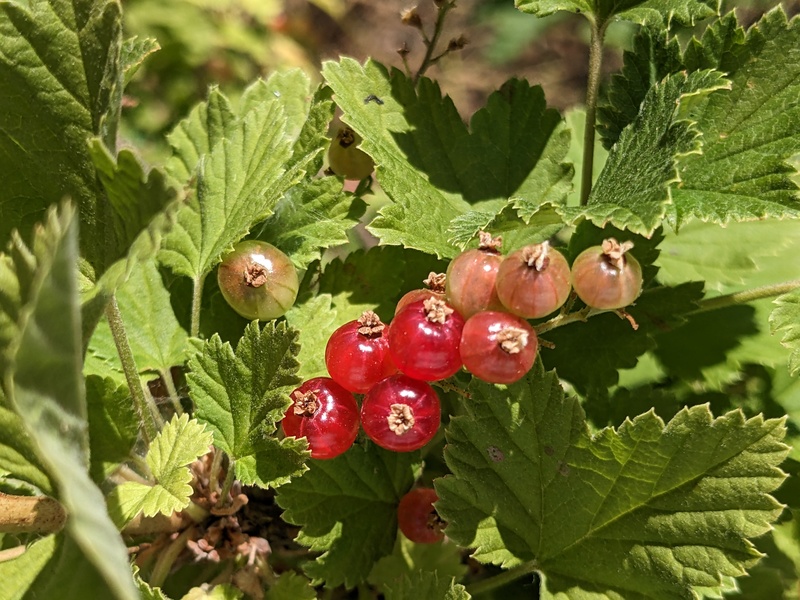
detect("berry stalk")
[691,279,800,314]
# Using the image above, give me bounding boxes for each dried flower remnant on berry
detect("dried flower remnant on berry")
[447,34,468,52]
[423,297,454,324]
[601,238,635,269]
[336,126,356,148]
[356,310,386,337]
[496,326,529,354]
[243,264,268,287]
[477,230,502,252]
[522,241,551,271]
[424,272,447,293]
[291,390,319,416]
[388,403,416,435]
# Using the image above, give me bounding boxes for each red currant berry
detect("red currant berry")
[398,488,444,544]
[328,125,374,181]
[361,374,440,452]
[445,231,505,319]
[217,240,299,321]
[495,242,571,319]
[395,272,447,316]
[325,311,397,394]
[282,378,359,460]
[460,311,538,384]
[571,238,643,310]
[388,298,464,381]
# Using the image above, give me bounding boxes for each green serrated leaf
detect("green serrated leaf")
[276,444,421,588]
[159,88,301,282]
[564,70,730,237]
[1,204,137,600]
[322,59,571,258]
[368,536,468,591]
[265,571,317,600]
[85,375,139,483]
[597,28,683,150]
[182,584,242,600]
[0,0,122,260]
[121,36,160,85]
[384,571,470,600]
[673,9,800,226]
[437,361,788,598]
[256,177,362,270]
[0,401,51,494]
[109,413,212,525]
[188,322,308,488]
[515,0,717,26]
[0,534,135,600]
[770,288,800,377]
[85,259,189,382]
[564,109,608,207]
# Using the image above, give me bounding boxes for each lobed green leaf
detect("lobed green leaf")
[437,361,789,598]
[276,444,421,588]
[383,571,470,600]
[770,288,800,377]
[515,0,717,26]
[85,375,139,483]
[188,321,308,488]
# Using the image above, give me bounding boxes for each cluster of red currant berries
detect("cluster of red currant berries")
[281,232,643,462]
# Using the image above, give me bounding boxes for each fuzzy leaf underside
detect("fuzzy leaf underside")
[770,288,800,377]
[109,414,212,524]
[322,58,572,258]
[276,445,421,588]
[562,70,730,237]
[121,36,159,85]
[1,205,137,600]
[188,322,309,488]
[436,361,788,599]
[514,0,717,26]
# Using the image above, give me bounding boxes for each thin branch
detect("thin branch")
[580,17,608,205]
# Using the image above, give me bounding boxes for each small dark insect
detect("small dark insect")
[364,94,384,105]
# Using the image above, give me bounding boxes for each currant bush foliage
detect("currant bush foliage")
[0,0,799,598]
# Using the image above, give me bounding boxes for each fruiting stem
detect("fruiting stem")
[208,446,224,495]
[159,367,183,415]
[466,561,539,596]
[414,1,454,84]
[190,273,206,338]
[535,306,601,335]
[216,459,236,508]
[149,526,196,587]
[580,17,607,206]
[691,279,800,314]
[106,295,160,444]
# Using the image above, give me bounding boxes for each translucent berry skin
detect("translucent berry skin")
[328,126,374,180]
[571,244,643,310]
[217,240,299,321]
[460,311,538,384]
[325,317,397,394]
[388,300,465,381]
[495,245,571,319]
[398,488,444,544]
[395,289,446,316]
[445,249,504,319]
[361,374,440,452]
[282,377,359,460]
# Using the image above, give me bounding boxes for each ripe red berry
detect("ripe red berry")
[325,311,397,394]
[397,488,444,544]
[571,238,643,310]
[460,311,538,384]
[445,231,505,319]
[388,297,464,381]
[217,240,299,321]
[328,125,374,180]
[395,272,447,316]
[361,375,440,452]
[282,377,359,460]
[495,242,571,319]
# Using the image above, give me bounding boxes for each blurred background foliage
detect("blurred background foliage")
[121,0,800,163]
